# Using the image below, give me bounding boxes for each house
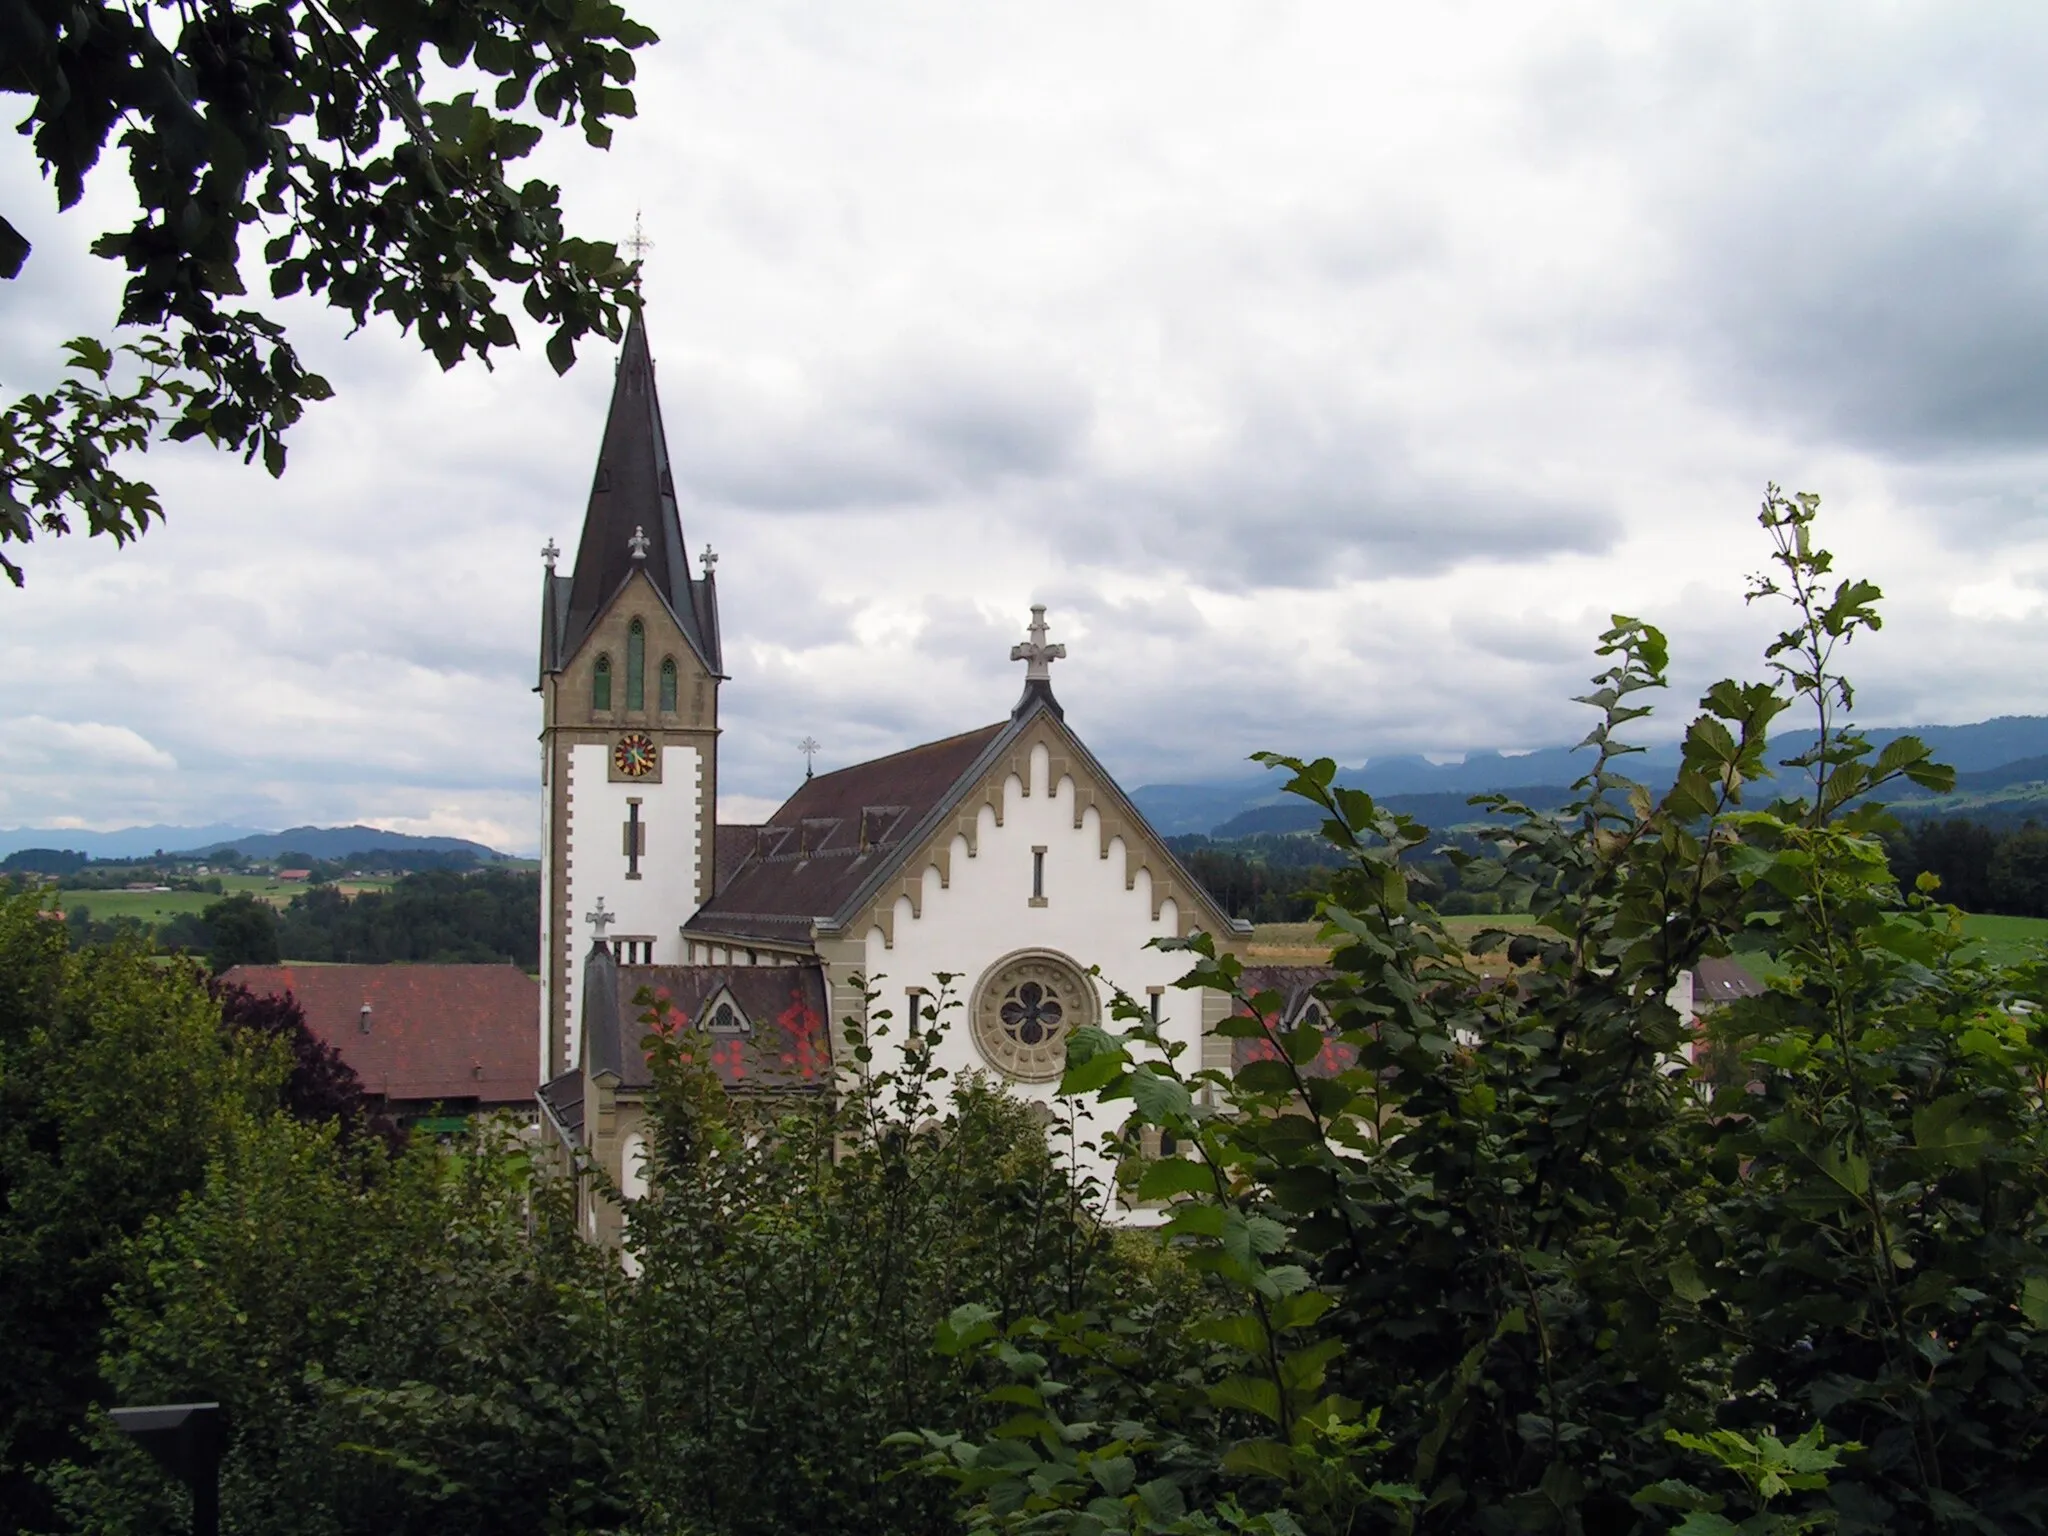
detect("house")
[531,308,1254,1237]
[223,964,539,1126]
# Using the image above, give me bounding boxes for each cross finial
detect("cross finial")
[541,537,560,570]
[700,543,719,574]
[585,896,616,937]
[1010,604,1066,681]
[628,524,650,561]
[798,736,821,779]
[625,210,654,280]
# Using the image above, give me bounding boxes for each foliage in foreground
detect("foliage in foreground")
[902,490,2048,1535]
[6,488,2046,1536]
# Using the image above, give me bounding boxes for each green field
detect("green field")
[1252,911,2048,975]
[51,873,391,925]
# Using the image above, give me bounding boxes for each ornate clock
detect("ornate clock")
[613,732,657,778]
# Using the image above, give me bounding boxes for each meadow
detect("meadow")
[1249,910,2048,975]
[52,874,393,924]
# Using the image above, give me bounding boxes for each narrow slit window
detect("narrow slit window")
[1032,847,1046,900]
[659,657,677,713]
[626,619,645,710]
[1148,988,1163,1026]
[593,654,612,711]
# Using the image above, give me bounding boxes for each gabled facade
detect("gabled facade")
[536,311,1252,1218]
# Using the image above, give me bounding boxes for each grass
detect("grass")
[50,873,390,924]
[1249,911,2048,979]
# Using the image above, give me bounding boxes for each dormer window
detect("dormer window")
[626,620,646,710]
[593,654,613,711]
[700,987,750,1035]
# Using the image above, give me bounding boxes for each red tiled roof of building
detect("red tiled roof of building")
[223,964,537,1106]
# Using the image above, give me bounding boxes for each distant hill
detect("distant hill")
[181,825,506,862]
[1135,715,2048,838]
[0,823,266,861]
[0,823,508,863]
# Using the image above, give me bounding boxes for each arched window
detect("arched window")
[593,654,612,711]
[659,656,678,713]
[626,619,645,710]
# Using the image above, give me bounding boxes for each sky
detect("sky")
[6,1,2048,854]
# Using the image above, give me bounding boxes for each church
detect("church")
[531,311,1251,1234]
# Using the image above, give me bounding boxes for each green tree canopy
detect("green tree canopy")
[0,0,655,585]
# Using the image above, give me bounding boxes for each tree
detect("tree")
[0,893,275,1533]
[907,490,2048,1534]
[0,0,656,585]
[203,891,279,970]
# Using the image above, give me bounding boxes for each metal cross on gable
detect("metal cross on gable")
[1010,604,1066,681]
[541,537,560,570]
[585,896,616,937]
[798,735,821,779]
[700,543,718,574]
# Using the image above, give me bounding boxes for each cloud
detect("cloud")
[0,717,177,771]
[6,0,2048,844]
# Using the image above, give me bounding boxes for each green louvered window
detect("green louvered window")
[660,656,678,713]
[626,620,645,710]
[593,654,612,711]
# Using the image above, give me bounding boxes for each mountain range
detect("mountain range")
[1132,715,2048,838]
[0,823,506,863]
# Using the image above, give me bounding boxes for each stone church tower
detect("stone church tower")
[536,312,723,1080]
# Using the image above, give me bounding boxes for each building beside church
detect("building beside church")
[532,311,1250,1234]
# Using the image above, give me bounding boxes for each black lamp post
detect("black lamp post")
[109,1402,222,1536]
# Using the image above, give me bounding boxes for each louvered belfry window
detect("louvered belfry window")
[660,657,678,713]
[593,654,613,711]
[626,620,646,710]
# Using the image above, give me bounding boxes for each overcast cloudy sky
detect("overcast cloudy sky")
[6,1,2048,852]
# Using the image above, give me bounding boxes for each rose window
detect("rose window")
[972,951,1096,1082]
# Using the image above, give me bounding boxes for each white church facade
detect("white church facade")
[532,312,1252,1232]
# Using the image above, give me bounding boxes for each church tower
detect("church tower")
[537,310,723,1081]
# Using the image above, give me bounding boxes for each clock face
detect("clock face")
[613,733,657,778]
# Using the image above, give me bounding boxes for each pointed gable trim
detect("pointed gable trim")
[818,695,1250,947]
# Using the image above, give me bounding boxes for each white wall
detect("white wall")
[860,740,1198,1206]
[562,742,702,1067]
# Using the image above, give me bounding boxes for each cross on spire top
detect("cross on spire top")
[1011,604,1066,681]
[625,210,654,278]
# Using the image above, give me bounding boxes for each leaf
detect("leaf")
[1127,1065,1191,1124]
[1136,1157,1211,1201]
[1221,1437,1296,1479]
[2021,1277,2048,1329]
[1817,1143,1871,1197]
[1090,1453,1136,1496]
[1208,1373,1282,1424]
[0,215,27,279]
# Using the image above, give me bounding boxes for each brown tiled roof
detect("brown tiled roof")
[593,962,832,1093]
[688,723,1008,944]
[711,823,762,897]
[223,964,538,1106]
[1230,965,1358,1076]
[1695,956,1765,1005]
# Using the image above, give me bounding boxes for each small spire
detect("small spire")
[541,537,560,570]
[799,736,821,780]
[628,525,650,561]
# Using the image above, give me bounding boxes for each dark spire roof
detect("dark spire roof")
[546,310,720,677]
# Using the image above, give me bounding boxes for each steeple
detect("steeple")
[548,308,720,676]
